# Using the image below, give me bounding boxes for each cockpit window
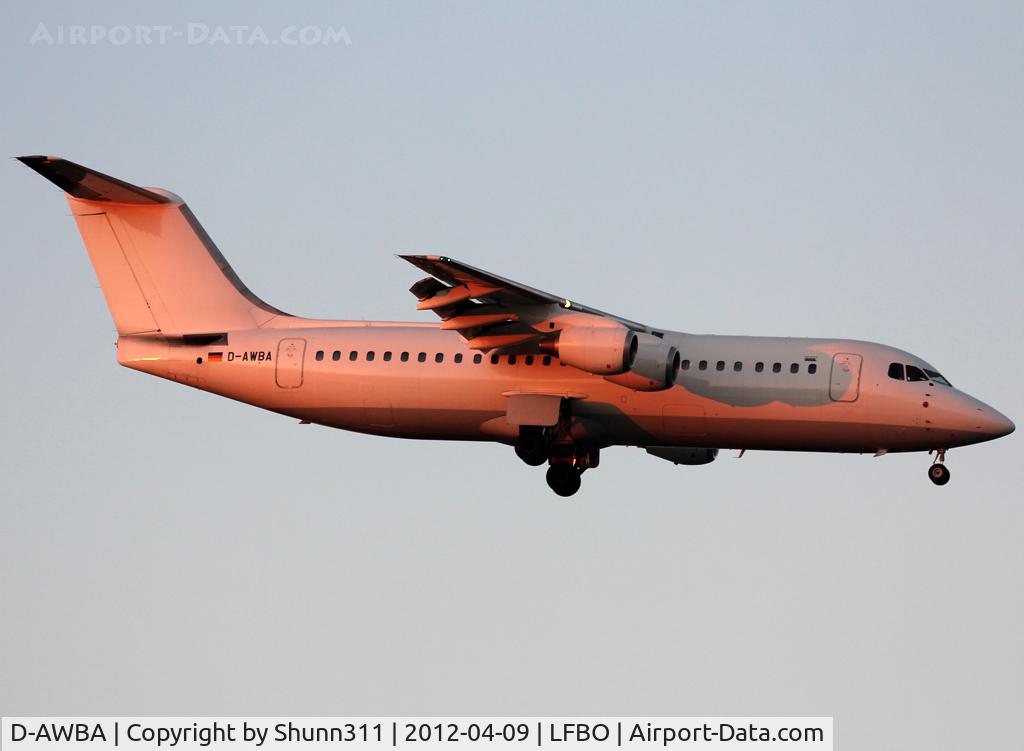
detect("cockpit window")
[905,365,929,382]
[890,361,952,386]
[924,369,952,387]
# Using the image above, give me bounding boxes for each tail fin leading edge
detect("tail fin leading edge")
[19,155,289,336]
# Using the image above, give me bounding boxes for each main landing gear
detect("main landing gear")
[546,463,582,497]
[544,448,599,497]
[514,426,549,466]
[514,399,601,497]
[514,425,600,497]
[928,449,951,486]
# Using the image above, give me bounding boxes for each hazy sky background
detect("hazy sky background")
[1,2,1021,748]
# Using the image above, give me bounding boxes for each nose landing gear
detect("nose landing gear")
[928,449,951,486]
[928,464,950,485]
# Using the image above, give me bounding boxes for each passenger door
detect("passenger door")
[829,353,862,402]
[275,338,306,388]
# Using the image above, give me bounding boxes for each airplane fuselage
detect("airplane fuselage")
[118,323,1009,455]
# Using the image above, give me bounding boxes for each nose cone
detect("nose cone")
[982,409,1015,439]
[944,393,1015,446]
[961,395,1015,440]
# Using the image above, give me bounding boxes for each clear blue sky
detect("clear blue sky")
[1,2,1021,748]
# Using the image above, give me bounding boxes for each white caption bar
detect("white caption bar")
[1,718,833,751]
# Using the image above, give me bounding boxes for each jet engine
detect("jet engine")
[645,447,719,465]
[540,325,637,375]
[604,333,680,391]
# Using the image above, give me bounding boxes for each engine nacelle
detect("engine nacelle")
[540,325,637,375]
[646,446,719,465]
[604,334,680,391]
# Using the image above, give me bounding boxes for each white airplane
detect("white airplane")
[20,156,1014,496]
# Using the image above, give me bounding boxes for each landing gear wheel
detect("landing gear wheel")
[928,463,951,486]
[515,427,549,466]
[515,443,548,466]
[546,463,582,497]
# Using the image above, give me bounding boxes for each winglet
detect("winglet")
[17,155,171,204]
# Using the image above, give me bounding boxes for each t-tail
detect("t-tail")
[18,155,291,337]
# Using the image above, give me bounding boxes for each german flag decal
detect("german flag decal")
[208,352,224,363]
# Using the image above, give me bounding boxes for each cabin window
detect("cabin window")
[755,362,764,372]
[454,353,463,363]
[542,356,552,365]
[418,352,427,363]
[400,352,409,362]
[790,363,799,374]
[349,351,358,361]
[525,355,534,365]
[733,361,742,372]
[491,354,500,365]
[681,359,690,370]
[772,362,782,373]
[367,351,375,362]
[315,350,324,361]
[383,352,392,362]
[808,363,817,374]
[434,353,443,363]
[508,355,517,365]
[332,351,341,361]
[716,360,725,371]
[473,354,482,364]
[698,360,708,371]
[888,362,904,380]
[906,365,928,382]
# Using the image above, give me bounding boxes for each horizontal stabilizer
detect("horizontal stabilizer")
[17,155,171,204]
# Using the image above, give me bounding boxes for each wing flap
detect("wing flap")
[439,312,519,330]
[415,283,501,311]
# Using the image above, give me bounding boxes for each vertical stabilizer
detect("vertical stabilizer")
[19,155,289,335]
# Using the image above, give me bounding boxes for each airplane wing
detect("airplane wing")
[400,255,655,350]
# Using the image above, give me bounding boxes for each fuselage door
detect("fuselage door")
[829,353,862,402]
[275,338,306,388]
